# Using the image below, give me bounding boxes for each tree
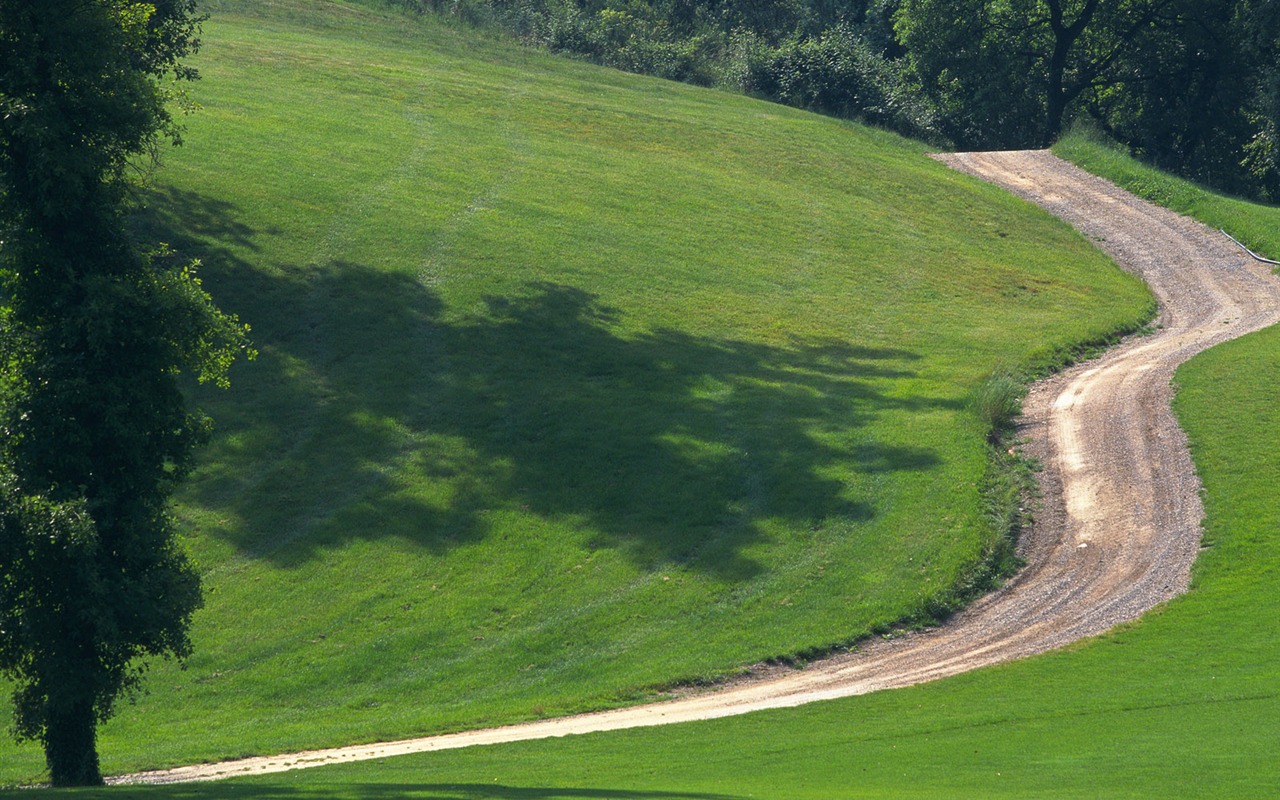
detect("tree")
[895,0,1184,147]
[1094,0,1280,200]
[895,0,1280,195]
[0,0,249,785]
[1239,0,1280,199]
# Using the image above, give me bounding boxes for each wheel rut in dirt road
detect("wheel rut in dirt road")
[115,150,1280,785]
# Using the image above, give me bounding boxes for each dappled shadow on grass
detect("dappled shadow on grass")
[133,185,277,254]
[149,190,952,578]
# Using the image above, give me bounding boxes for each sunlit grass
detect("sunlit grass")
[36,127,1280,800]
[0,0,1153,784]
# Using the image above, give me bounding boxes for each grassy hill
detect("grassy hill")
[131,259,1280,800]
[0,0,1153,785]
[29,115,1280,800]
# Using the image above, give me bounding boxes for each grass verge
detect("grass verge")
[1055,124,1280,258]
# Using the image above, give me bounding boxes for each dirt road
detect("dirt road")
[116,150,1280,785]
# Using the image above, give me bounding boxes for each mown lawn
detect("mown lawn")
[0,0,1152,785]
[36,144,1280,800]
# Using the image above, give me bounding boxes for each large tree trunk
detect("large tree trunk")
[1043,0,1100,146]
[45,699,103,787]
[1044,62,1070,145]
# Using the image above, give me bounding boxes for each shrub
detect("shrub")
[972,369,1024,442]
[732,26,939,141]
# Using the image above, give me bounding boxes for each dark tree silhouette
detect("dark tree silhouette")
[0,0,249,785]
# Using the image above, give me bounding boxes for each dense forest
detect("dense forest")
[400,0,1279,201]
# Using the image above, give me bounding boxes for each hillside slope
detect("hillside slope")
[177,240,1280,800]
[0,0,1151,783]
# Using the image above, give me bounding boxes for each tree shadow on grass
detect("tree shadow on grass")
[133,185,277,255]
[146,190,954,579]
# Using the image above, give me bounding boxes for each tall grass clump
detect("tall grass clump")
[943,369,1033,618]
[971,369,1024,443]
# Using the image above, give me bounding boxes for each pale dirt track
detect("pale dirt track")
[115,150,1280,785]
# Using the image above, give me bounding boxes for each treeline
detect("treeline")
[396,0,1279,201]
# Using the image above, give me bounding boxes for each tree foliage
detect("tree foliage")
[894,0,1280,196]
[0,0,249,785]
[1088,0,1280,199]
[895,0,1183,147]
[733,23,937,138]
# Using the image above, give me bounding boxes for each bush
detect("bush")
[972,369,1024,442]
[732,26,940,141]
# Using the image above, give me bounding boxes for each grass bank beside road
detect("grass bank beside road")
[1055,126,1280,259]
[38,143,1280,800]
[1,0,1154,786]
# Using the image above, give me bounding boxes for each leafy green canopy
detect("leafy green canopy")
[0,0,249,786]
[886,0,1278,195]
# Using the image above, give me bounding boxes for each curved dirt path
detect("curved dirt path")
[115,150,1280,785]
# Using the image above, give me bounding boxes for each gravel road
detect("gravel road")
[115,150,1280,785]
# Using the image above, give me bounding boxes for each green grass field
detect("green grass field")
[30,139,1280,800]
[0,0,1157,786]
